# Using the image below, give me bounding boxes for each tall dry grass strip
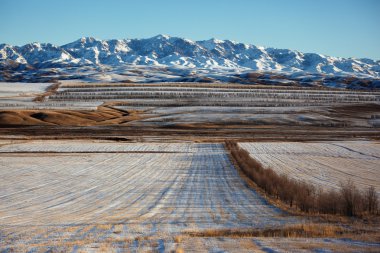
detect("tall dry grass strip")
[225,141,379,217]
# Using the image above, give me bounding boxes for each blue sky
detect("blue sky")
[1,0,379,59]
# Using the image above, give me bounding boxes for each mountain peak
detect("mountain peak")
[208,38,224,44]
[1,35,379,78]
[79,36,98,43]
[152,34,171,40]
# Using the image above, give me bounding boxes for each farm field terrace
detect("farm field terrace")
[0,82,380,141]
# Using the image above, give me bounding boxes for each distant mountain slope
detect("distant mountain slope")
[1,35,379,78]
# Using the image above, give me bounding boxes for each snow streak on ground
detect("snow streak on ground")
[0,140,193,153]
[239,141,380,195]
[0,141,296,252]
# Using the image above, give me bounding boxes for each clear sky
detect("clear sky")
[0,0,379,59]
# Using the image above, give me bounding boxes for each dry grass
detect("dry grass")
[98,243,116,253]
[112,224,123,234]
[183,223,345,238]
[174,235,183,243]
[225,141,379,217]
[0,105,141,126]
[97,224,113,230]
[173,248,184,253]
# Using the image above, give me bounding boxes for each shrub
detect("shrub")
[363,185,378,215]
[225,141,379,217]
[340,179,362,216]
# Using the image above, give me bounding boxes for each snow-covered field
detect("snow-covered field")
[1,82,379,112]
[239,141,380,195]
[51,84,380,105]
[0,82,51,98]
[0,82,102,109]
[1,83,380,251]
[47,84,380,128]
[0,141,297,252]
[0,140,193,153]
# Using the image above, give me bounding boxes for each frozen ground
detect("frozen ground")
[0,82,101,110]
[0,140,193,153]
[0,82,51,98]
[0,141,298,252]
[239,141,380,195]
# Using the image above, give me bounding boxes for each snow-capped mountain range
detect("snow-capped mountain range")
[1,34,380,78]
